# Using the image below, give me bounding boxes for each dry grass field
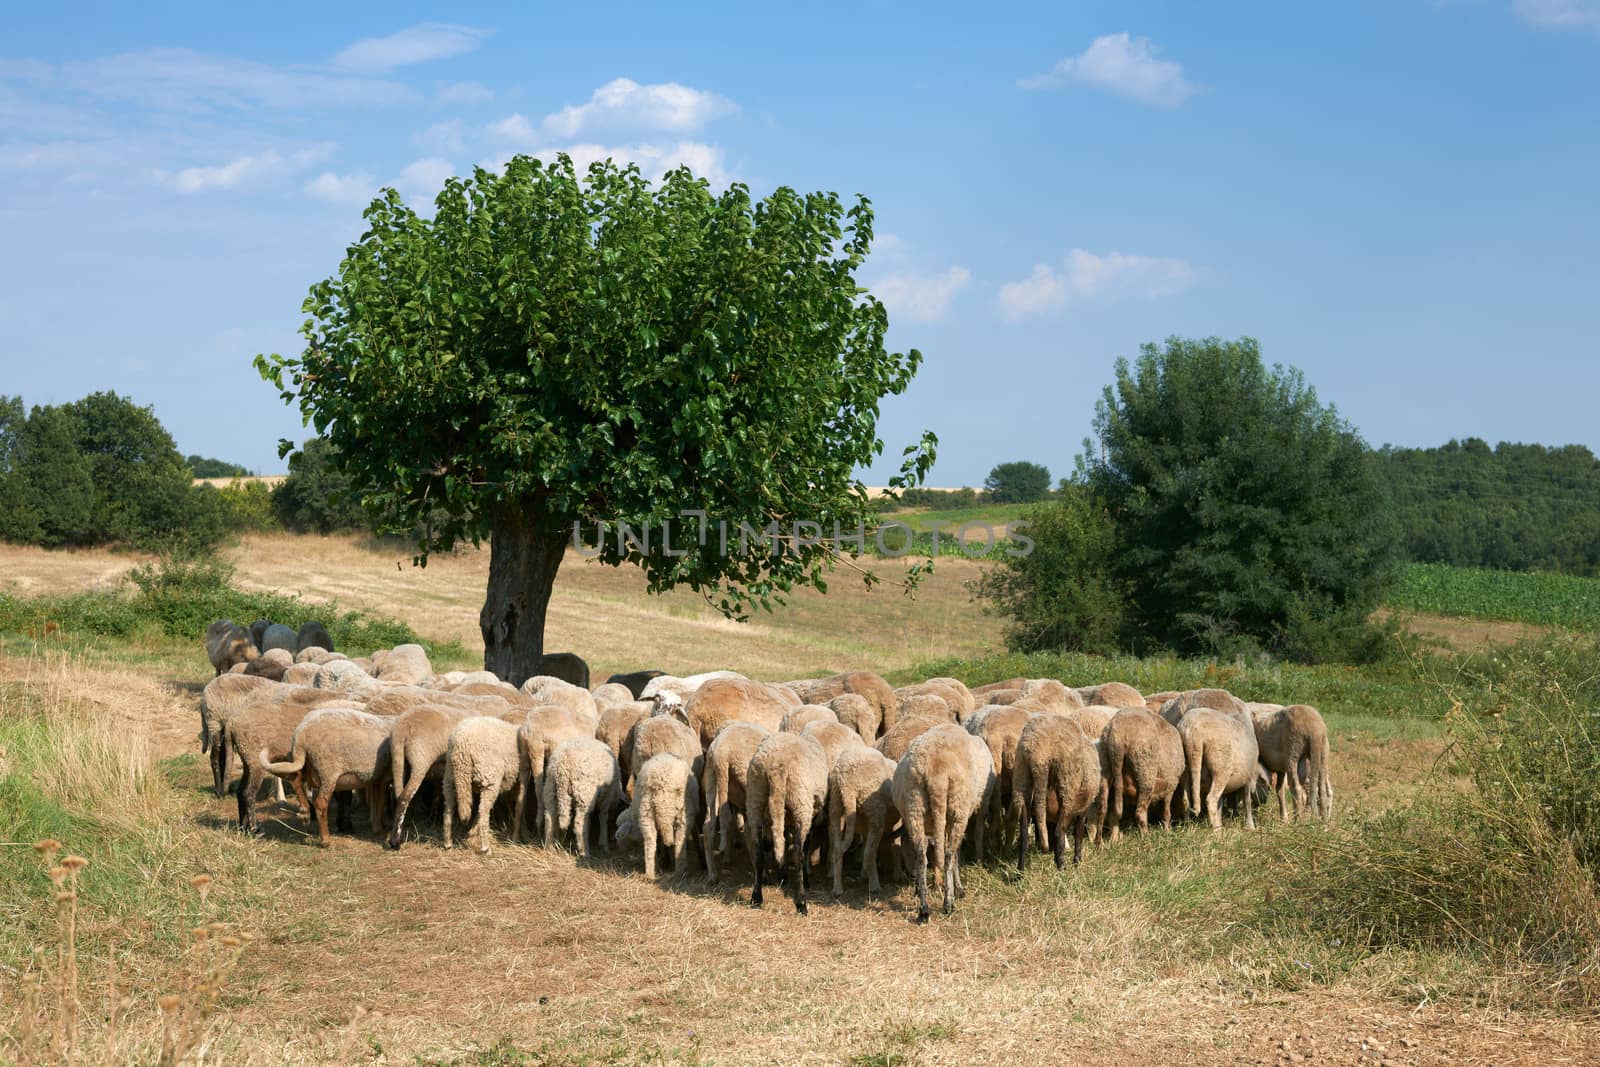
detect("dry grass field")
[4,536,1599,1064]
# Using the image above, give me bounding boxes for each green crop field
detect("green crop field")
[1389,561,1600,630]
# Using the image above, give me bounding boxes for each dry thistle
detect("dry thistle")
[34,838,61,860]
[47,866,67,886]
[60,855,88,872]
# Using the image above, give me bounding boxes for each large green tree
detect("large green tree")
[271,437,367,534]
[258,156,934,683]
[60,391,193,546]
[1084,336,1396,659]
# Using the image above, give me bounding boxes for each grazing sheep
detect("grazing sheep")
[453,681,533,705]
[893,680,971,725]
[1061,704,1116,741]
[248,619,272,652]
[1145,691,1180,715]
[617,753,700,880]
[294,646,345,666]
[972,677,1027,696]
[1075,682,1145,709]
[282,663,320,685]
[679,678,794,748]
[541,651,590,689]
[540,737,623,857]
[977,688,1023,706]
[205,620,258,676]
[520,676,599,730]
[1159,688,1246,726]
[262,707,393,847]
[1014,678,1085,715]
[243,648,294,681]
[895,692,958,726]
[969,705,1032,856]
[624,714,703,785]
[596,701,652,793]
[296,620,334,655]
[512,706,593,840]
[442,716,522,854]
[874,714,947,763]
[1178,708,1260,831]
[1250,704,1333,820]
[780,704,838,735]
[893,724,987,922]
[258,623,297,656]
[201,675,344,798]
[1100,707,1185,839]
[639,670,749,714]
[314,659,381,700]
[700,721,771,882]
[385,703,482,849]
[607,669,666,699]
[746,732,830,914]
[590,682,636,710]
[801,719,866,774]
[827,747,899,897]
[375,644,433,686]
[827,693,880,744]
[785,672,898,741]
[1012,715,1101,870]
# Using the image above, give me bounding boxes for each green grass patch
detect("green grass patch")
[0,554,472,665]
[900,645,1467,722]
[1388,561,1600,630]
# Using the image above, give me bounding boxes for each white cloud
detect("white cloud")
[1021,33,1197,108]
[436,81,493,105]
[541,77,736,137]
[996,249,1194,318]
[415,119,465,154]
[873,267,971,324]
[397,157,455,204]
[996,264,1067,321]
[57,48,414,111]
[529,141,731,186]
[163,145,329,193]
[487,112,537,146]
[1513,0,1600,31]
[332,24,490,74]
[304,170,377,206]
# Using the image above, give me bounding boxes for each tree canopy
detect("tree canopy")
[258,155,934,682]
[984,460,1051,504]
[1084,336,1396,659]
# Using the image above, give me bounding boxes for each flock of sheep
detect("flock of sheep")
[200,620,1333,923]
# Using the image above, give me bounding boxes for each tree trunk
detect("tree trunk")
[480,505,567,686]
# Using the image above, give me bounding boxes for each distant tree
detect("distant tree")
[984,461,1052,504]
[1082,336,1396,661]
[58,392,194,548]
[259,155,934,683]
[0,396,42,544]
[14,405,94,546]
[187,454,250,478]
[270,437,367,535]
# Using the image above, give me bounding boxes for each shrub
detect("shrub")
[973,487,1127,653]
[270,438,366,535]
[983,460,1051,504]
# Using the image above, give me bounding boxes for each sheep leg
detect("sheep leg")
[941,822,959,916]
[1205,774,1225,831]
[1289,751,1308,820]
[791,818,811,915]
[673,815,693,881]
[863,815,885,896]
[1072,815,1086,867]
[472,782,501,855]
[1013,794,1030,871]
[1134,782,1153,834]
[1050,806,1067,871]
[574,797,593,859]
[335,791,354,834]
[829,799,851,899]
[442,781,454,849]
[388,770,424,850]
[314,789,333,847]
[909,816,931,924]
[1243,772,1257,831]
[211,733,230,798]
[289,773,311,818]
[512,770,530,844]
[642,816,659,881]
[749,820,765,907]
[235,761,255,833]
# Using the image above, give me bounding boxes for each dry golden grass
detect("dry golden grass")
[6,536,1600,1063]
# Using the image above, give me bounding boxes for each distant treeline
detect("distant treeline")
[1378,438,1600,575]
[0,392,365,552]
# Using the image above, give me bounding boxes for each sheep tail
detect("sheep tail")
[765,767,789,868]
[262,744,305,777]
[1185,734,1204,818]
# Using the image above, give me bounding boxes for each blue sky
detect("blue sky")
[2,0,1597,483]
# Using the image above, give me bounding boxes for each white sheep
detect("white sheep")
[745,731,829,914]
[700,721,771,883]
[540,737,623,857]
[893,723,988,922]
[443,717,522,854]
[616,752,700,880]
[827,746,898,898]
